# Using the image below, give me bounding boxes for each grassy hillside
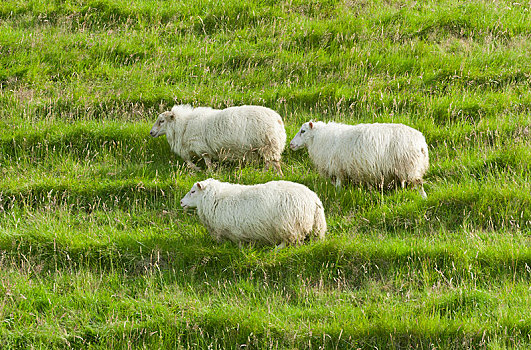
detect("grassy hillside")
[1,0,530,348]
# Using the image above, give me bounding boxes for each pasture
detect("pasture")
[0,0,530,348]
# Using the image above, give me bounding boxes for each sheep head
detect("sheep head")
[150,111,174,137]
[289,121,314,151]
[180,181,208,209]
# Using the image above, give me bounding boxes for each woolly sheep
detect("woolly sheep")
[150,105,286,174]
[289,121,429,198]
[180,178,327,247]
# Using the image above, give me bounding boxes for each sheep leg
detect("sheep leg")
[185,160,201,172]
[273,161,283,176]
[413,179,427,199]
[379,177,385,193]
[210,230,224,243]
[275,241,286,249]
[334,177,342,189]
[204,156,214,173]
[418,184,427,199]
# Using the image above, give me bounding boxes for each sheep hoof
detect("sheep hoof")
[269,161,283,176]
[275,242,286,249]
[204,157,214,172]
[187,163,202,172]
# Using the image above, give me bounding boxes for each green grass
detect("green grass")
[1,0,530,348]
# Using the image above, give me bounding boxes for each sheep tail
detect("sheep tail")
[312,202,327,240]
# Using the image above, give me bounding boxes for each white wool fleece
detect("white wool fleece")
[151,105,286,174]
[181,179,326,246]
[290,121,429,197]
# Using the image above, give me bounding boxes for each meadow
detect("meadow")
[0,0,530,348]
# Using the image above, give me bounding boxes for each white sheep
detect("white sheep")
[180,178,327,247]
[289,121,429,198]
[150,105,286,175]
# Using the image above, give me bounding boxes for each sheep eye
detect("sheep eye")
[300,130,305,134]
[191,190,195,194]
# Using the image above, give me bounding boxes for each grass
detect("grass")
[1,0,530,348]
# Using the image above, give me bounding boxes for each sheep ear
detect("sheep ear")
[196,182,202,190]
[309,121,314,129]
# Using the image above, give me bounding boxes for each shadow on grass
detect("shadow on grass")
[1,173,530,234]
[2,226,530,294]
[0,123,169,163]
[357,184,531,233]
[4,311,530,349]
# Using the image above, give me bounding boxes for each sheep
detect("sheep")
[289,121,429,198]
[180,178,327,247]
[150,105,286,175]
